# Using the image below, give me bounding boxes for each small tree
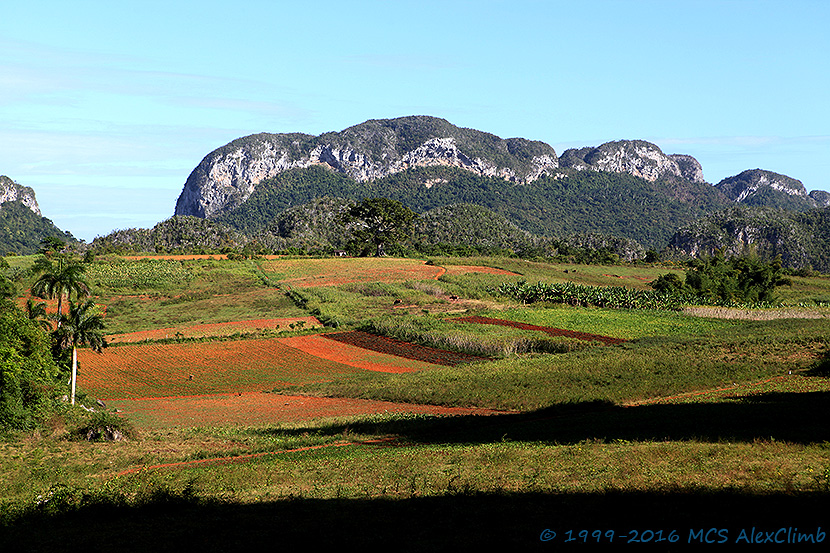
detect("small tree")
[344,198,416,257]
[31,256,90,324]
[39,236,65,258]
[53,300,107,405]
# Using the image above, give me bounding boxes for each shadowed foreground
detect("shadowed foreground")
[3,491,828,550]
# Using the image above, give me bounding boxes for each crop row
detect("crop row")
[323,331,488,366]
[86,260,194,290]
[493,280,685,310]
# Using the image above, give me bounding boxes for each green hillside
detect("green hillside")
[0,201,75,255]
[214,165,729,249]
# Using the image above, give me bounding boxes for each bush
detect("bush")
[69,411,136,442]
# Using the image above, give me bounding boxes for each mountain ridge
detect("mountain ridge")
[175,116,826,226]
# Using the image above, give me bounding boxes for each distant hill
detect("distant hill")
[714,169,822,211]
[212,164,728,249]
[90,216,249,254]
[0,176,75,254]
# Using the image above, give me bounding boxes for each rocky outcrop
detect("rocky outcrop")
[714,169,817,210]
[0,175,41,215]
[175,116,559,218]
[559,140,706,184]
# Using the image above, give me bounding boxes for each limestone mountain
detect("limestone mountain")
[0,175,41,215]
[175,116,559,218]
[173,116,829,259]
[667,205,830,272]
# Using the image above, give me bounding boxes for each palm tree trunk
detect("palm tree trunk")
[56,294,64,328]
[71,346,77,405]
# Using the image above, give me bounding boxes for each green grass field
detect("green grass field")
[2,254,829,549]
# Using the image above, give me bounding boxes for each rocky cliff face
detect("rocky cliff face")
[0,175,41,215]
[559,140,706,184]
[714,169,818,210]
[175,116,560,218]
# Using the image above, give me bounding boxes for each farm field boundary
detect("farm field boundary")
[323,331,489,366]
[450,315,626,345]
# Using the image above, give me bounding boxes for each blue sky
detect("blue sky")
[1,0,828,241]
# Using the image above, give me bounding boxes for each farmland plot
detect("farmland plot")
[262,257,444,287]
[78,337,365,399]
[278,334,446,373]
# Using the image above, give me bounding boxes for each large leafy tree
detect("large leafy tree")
[53,300,107,405]
[344,198,416,256]
[0,299,60,429]
[31,255,90,324]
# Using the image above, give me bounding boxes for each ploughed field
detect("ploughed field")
[78,258,543,427]
[81,315,622,426]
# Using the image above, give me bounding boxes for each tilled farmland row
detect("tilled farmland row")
[322,330,489,366]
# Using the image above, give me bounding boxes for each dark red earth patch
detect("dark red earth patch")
[322,331,488,366]
[450,316,626,346]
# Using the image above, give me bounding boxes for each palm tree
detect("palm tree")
[31,256,90,325]
[53,300,107,405]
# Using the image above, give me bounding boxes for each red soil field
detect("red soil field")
[322,331,488,366]
[279,265,444,288]
[78,337,365,400]
[451,315,626,345]
[107,317,322,344]
[277,334,445,373]
[121,255,286,261]
[106,392,508,429]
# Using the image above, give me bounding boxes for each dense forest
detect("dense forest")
[213,165,730,249]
